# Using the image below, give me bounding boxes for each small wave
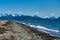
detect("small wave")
[29,25,59,33]
[21,23,59,33]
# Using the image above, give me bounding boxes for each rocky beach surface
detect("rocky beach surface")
[0,20,59,40]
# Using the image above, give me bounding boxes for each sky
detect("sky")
[0,0,60,17]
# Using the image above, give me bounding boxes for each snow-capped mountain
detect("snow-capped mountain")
[0,13,58,19]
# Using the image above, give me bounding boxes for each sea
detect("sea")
[16,19,60,37]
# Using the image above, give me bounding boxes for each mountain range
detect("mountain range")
[0,14,60,20]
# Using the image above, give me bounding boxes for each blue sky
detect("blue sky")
[0,0,60,17]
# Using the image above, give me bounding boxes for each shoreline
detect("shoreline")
[0,20,60,40]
